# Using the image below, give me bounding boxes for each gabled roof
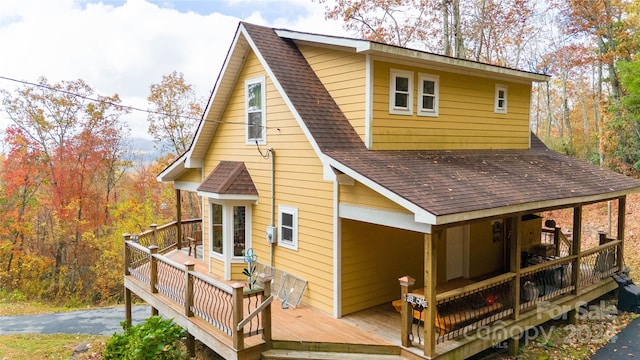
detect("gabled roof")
[163,22,640,225]
[197,161,258,200]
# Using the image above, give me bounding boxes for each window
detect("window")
[389,69,413,115]
[278,206,298,251]
[246,77,266,143]
[211,203,223,255]
[495,84,507,114]
[233,206,246,256]
[418,73,439,117]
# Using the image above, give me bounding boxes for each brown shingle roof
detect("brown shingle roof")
[327,136,640,217]
[197,161,258,196]
[241,22,365,152]
[241,23,640,220]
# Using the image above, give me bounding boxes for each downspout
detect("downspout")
[269,148,275,267]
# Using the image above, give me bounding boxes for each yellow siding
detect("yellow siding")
[339,181,410,213]
[210,257,224,279]
[297,45,367,142]
[201,50,335,314]
[372,60,531,150]
[175,168,201,183]
[341,219,424,315]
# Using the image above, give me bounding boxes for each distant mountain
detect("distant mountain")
[126,137,170,164]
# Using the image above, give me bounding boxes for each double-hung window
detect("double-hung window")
[389,69,413,115]
[495,84,508,114]
[211,203,223,255]
[278,206,298,251]
[246,77,266,144]
[417,73,439,117]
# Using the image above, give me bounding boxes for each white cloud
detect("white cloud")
[0,0,347,139]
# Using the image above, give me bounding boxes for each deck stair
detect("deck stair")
[261,349,410,360]
[261,341,418,360]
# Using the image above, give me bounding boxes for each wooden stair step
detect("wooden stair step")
[261,349,409,360]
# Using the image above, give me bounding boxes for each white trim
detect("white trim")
[495,84,508,114]
[417,73,439,117]
[339,204,431,233]
[240,25,325,161]
[323,156,436,224]
[333,180,341,318]
[245,76,267,144]
[174,181,200,192]
[197,191,259,201]
[278,205,299,251]
[389,68,413,115]
[157,153,187,182]
[275,29,371,52]
[365,55,373,149]
[275,28,548,82]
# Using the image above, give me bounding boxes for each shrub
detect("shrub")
[104,315,186,360]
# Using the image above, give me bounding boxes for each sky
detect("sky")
[0,0,347,139]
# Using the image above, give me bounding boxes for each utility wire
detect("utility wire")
[0,74,259,129]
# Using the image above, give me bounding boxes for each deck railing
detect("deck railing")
[541,227,572,257]
[520,256,576,311]
[131,219,202,254]
[124,239,273,351]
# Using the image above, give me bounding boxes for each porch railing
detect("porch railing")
[124,239,272,351]
[541,227,572,257]
[399,240,622,353]
[130,219,202,254]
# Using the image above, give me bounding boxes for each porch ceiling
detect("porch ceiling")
[327,135,640,224]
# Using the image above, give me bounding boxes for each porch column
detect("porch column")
[176,189,182,250]
[423,230,437,358]
[617,196,626,271]
[508,215,521,356]
[569,206,582,325]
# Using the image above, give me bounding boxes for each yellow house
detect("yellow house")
[124,22,640,359]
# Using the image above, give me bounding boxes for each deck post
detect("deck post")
[149,245,158,294]
[185,261,195,317]
[231,282,245,350]
[424,231,437,358]
[123,234,131,275]
[398,275,416,347]
[150,223,158,247]
[508,215,522,357]
[124,288,132,327]
[618,196,626,271]
[259,273,273,345]
[176,189,182,250]
[553,227,561,256]
[569,206,583,325]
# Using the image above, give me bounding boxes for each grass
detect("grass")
[0,334,108,360]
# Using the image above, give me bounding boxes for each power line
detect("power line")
[0,75,254,128]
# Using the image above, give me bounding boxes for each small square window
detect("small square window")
[389,69,413,115]
[495,84,507,114]
[278,206,298,251]
[418,73,439,117]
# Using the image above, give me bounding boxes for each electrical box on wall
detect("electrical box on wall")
[266,226,277,243]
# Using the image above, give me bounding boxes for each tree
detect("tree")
[147,71,203,155]
[0,77,130,300]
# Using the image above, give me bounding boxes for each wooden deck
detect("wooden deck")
[130,250,410,359]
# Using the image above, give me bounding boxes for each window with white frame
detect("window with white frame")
[495,84,508,114]
[209,202,251,258]
[246,77,266,143]
[389,69,413,115]
[211,203,223,255]
[278,206,298,251]
[417,73,439,116]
